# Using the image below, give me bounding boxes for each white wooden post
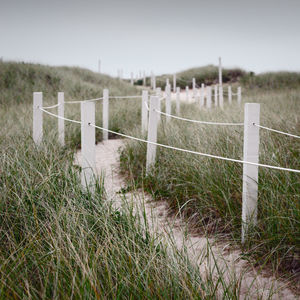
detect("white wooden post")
[242,103,260,243]
[166,78,169,87]
[238,87,242,105]
[176,87,180,115]
[185,86,189,101]
[142,90,148,134]
[33,92,43,146]
[130,72,134,85]
[173,74,176,92]
[81,101,95,190]
[206,86,212,109]
[156,87,161,122]
[200,83,205,107]
[192,78,196,99]
[219,85,224,109]
[98,59,101,73]
[166,84,171,123]
[103,89,109,140]
[146,96,159,174]
[218,57,222,86]
[58,92,65,146]
[143,71,146,86]
[228,86,232,105]
[214,85,218,107]
[153,74,156,90]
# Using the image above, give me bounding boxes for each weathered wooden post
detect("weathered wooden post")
[173,73,176,92]
[219,57,222,86]
[214,85,218,107]
[58,92,65,146]
[219,85,224,109]
[185,86,189,101]
[228,86,232,104]
[103,89,109,140]
[238,87,242,105]
[166,84,171,123]
[200,83,205,107]
[146,96,159,174]
[33,92,43,146]
[192,78,196,99]
[176,87,180,115]
[81,101,96,190]
[142,90,148,134]
[242,103,260,243]
[206,86,212,109]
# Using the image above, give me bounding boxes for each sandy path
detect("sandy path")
[75,140,296,299]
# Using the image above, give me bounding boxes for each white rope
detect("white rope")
[40,103,61,109]
[39,107,82,124]
[89,123,300,174]
[254,123,300,139]
[109,95,141,99]
[38,107,300,173]
[154,109,244,126]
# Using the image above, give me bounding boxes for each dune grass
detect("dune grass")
[120,83,300,283]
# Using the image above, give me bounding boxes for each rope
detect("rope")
[154,110,244,126]
[109,95,141,99]
[40,103,61,109]
[254,123,300,139]
[39,107,82,124]
[89,123,300,174]
[39,107,300,174]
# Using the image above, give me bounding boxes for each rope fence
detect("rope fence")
[33,89,299,243]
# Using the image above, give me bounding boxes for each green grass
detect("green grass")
[1,61,254,299]
[120,83,300,283]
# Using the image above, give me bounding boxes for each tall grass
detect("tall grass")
[120,86,300,282]
[0,61,250,298]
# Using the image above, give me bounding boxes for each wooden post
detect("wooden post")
[131,72,134,85]
[185,86,189,101]
[103,89,109,140]
[166,84,171,123]
[242,103,260,243]
[214,85,218,107]
[33,92,43,146]
[238,87,242,105]
[218,57,222,86]
[173,74,176,92]
[156,87,161,122]
[153,74,156,90]
[146,96,159,174]
[142,90,148,134]
[206,86,212,109]
[166,78,169,88]
[228,86,232,104]
[143,71,146,86]
[200,83,205,107]
[219,85,224,109]
[192,78,196,99]
[81,101,95,190]
[176,87,180,115]
[58,92,65,146]
[98,59,101,73]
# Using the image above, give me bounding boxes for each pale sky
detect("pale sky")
[1,0,300,77]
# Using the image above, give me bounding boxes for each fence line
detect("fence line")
[34,89,299,243]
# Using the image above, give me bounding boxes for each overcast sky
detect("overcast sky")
[1,0,300,77]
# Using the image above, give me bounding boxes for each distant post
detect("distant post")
[218,57,222,86]
[173,74,176,92]
[242,103,260,243]
[146,96,159,174]
[143,71,146,86]
[58,92,65,146]
[185,86,189,101]
[219,85,224,109]
[142,90,148,134]
[200,83,205,107]
[238,87,242,105]
[81,101,95,190]
[228,86,232,104]
[103,89,109,140]
[192,78,196,99]
[214,85,218,107]
[33,92,43,146]
[166,84,171,122]
[206,86,212,109]
[176,87,180,115]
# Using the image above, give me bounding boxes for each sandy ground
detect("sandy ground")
[75,139,297,299]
